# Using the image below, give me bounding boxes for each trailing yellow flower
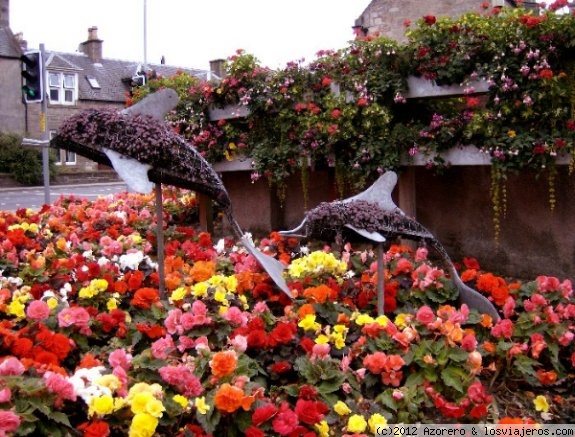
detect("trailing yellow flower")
[534,395,549,413]
[334,400,352,416]
[315,420,330,437]
[195,396,210,415]
[173,395,188,410]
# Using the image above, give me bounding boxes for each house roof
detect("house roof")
[0,26,21,58]
[46,51,209,103]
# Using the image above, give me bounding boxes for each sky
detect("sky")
[10,0,372,71]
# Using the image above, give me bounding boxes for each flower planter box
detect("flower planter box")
[405,76,490,98]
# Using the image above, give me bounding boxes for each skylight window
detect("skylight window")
[86,75,101,89]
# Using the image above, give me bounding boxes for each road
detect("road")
[0,182,129,213]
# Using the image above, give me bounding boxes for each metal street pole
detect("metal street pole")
[39,43,50,205]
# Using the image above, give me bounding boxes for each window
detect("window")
[48,72,77,104]
[50,130,76,165]
[86,75,101,89]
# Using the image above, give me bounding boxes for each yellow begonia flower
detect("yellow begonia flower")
[332,333,346,349]
[347,414,368,433]
[131,392,155,415]
[170,287,187,302]
[96,374,121,392]
[145,398,165,418]
[173,395,188,409]
[195,396,210,415]
[89,394,115,416]
[107,298,118,311]
[534,395,549,413]
[192,282,209,298]
[394,313,410,330]
[298,314,321,332]
[129,412,159,437]
[334,400,352,416]
[46,297,58,310]
[375,315,389,326]
[355,313,375,326]
[315,334,330,344]
[213,288,228,304]
[7,300,25,318]
[93,279,108,291]
[369,413,387,433]
[315,420,330,437]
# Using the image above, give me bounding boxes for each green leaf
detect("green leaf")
[448,347,469,363]
[440,366,466,393]
[48,411,72,428]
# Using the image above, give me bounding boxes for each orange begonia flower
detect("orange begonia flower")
[210,351,238,379]
[131,287,160,309]
[190,260,216,283]
[297,303,316,319]
[214,383,254,413]
[164,271,183,291]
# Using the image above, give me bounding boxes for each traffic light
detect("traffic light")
[20,50,43,103]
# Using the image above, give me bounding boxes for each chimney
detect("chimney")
[79,26,103,63]
[14,32,27,51]
[0,0,9,29]
[209,59,226,80]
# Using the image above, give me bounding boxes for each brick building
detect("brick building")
[0,0,208,174]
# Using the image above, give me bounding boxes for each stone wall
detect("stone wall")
[0,58,25,133]
[357,0,495,42]
[218,166,574,283]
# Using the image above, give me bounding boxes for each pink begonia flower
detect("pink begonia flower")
[57,306,92,335]
[0,410,21,433]
[0,388,11,403]
[491,318,514,339]
[311,343,330,361]
[252,301,269,313]
[194,336,210,352]
[108,348,133,371]
[416,306,435,325]
[164,309,183,335]
[502,296,516,319]
[159,364,203,397]
[151,335,175,360]
[560,279,573,299]
[461,334,478,352]
[43,371,76,404]
[26,299,51,321]
[177,335,196,353]
[415,246,428,262]
[559,331,574,347]
[113,366,129,397]
[223,306,248,326]
[0,357,25,376]
[229,335,247,352]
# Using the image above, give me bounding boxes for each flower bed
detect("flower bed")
[0,191,574,436]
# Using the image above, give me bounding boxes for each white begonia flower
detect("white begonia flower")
[214,238,226,254]
[119,251,144,271]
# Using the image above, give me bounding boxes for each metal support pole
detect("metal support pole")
[155,183,165,298]
[40,43,50,205]
[377,242,385,316]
